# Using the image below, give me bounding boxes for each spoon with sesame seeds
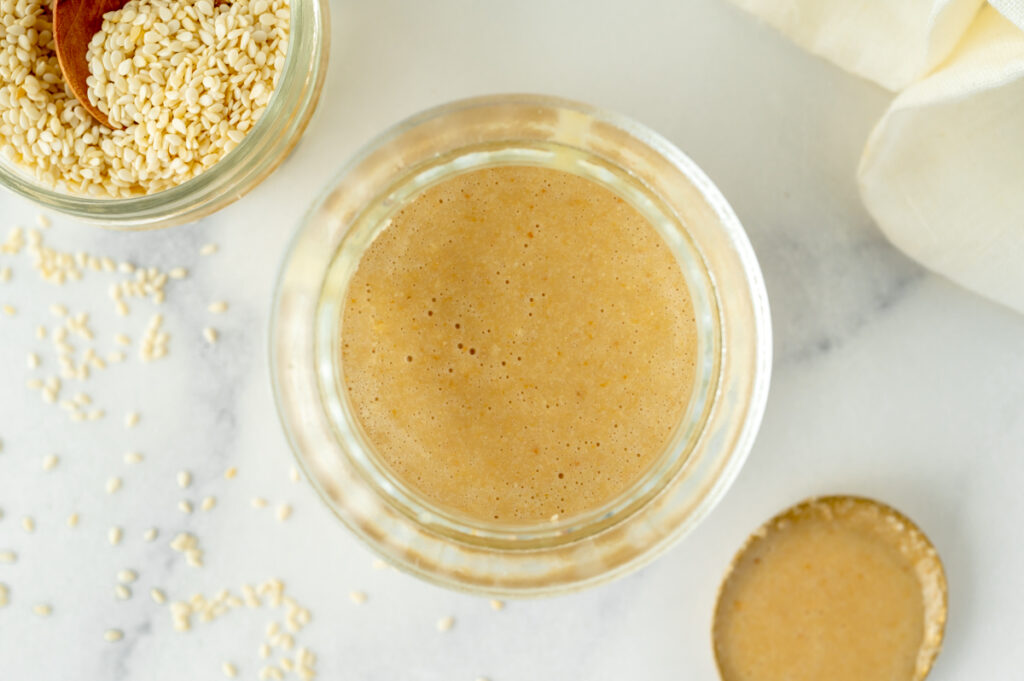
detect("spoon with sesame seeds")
[52,0,128,129]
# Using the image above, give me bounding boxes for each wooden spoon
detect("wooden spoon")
[52,0,128,128]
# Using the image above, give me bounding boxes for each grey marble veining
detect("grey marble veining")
[1,1,1023,680]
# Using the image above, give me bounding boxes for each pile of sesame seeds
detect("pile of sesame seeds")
[0,0,289,197]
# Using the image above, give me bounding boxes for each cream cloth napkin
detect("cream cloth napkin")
[730,0,1024,314]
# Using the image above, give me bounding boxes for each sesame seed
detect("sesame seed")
[124,412,140,428]
[22,516,35,533]
[349,591,367,605]
[67,513,80,528]
[222,662,238,678]
[49,303,67,317]
[289,467,300,483]
[371,559,387,570]
[203,327,219,344]
[0,583,8,607]
[143,528,158,542]
[42,454,59,470]
[179,500,193,514]
[276,504,292,522]
[224,467,238,480]
[208,301,228,314]
[117,569,138,584]
[437,616,455,632]
[0,551,16,563]
[258,644,271,659]
[114,333,131,346]
[115,301,129,316]
[35,325,46,340]
[109,527,124,545]
[0,267,10,282]
[489,599,505,611]
[106,477,123,494]
[151,588,167,604]
[201,496,217,511]
[35,214,50,229]
[251,497,268,509]
[107,351,126,363]
[103,629,124,643]
[177,470,192,488]
[33,604,52,617]
[2,304,15,316]
[115,584,132,600]
[200,243,219,256]
[124,451,144,464]
[26,353,39,369]
[168,267,188,279]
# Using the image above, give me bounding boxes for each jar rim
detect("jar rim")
[270,94,772,596]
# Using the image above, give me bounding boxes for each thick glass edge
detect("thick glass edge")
[269,94,773,596]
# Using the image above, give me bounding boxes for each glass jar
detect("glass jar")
[271,94,772,596]
[0,0,329,230]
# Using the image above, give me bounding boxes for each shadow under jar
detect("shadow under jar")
[271,94,772,596]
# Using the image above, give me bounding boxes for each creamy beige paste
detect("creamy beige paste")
[714,496,947,681]
[340,165,697,522]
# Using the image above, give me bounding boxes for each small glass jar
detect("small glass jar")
[271,95,772,596]
[0,0,329,230]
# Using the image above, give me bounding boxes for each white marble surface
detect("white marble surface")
[1,0,1023,679]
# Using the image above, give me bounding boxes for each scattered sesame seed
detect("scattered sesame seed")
[200,243,219,256]
[489,599,505,611]
[208,301,228,314]
[42,454,59,470]
[115,301,129,316]
[124,452,144,464]
[179,500,194,514]
[106,351,126,363]
[203,327,219,344]
[21,516,35,533]
[49,303,67,317]
[437,616,455,632]
[103,629,124,643]
[201,496,217,512]
[276,504,292,522]
[0,266,10,282]
[289,467,300,483]
[35,325,46,340]
[124,412,140,428]
[2,304,15,316]
[168,267,188,279]
[143,528,158,542]
[114,333,131,346]
[258,644,271,659]
[151,588,167,604]
[0,551,16,563]
[222,662,238,678]
[26,353,40,369]
[371,559,387,570]
[115,584,132,600]
[117,569,138,584]
[67,513,80,528]
[33,604,52,617]
[251,497,268,509]
[349,591,367,605]
[177,470,192,488]
[224,467,238,480]
[35,214,50,229]
[109,527,124,545]
[0,583,7,607]
[106,477,123,494]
